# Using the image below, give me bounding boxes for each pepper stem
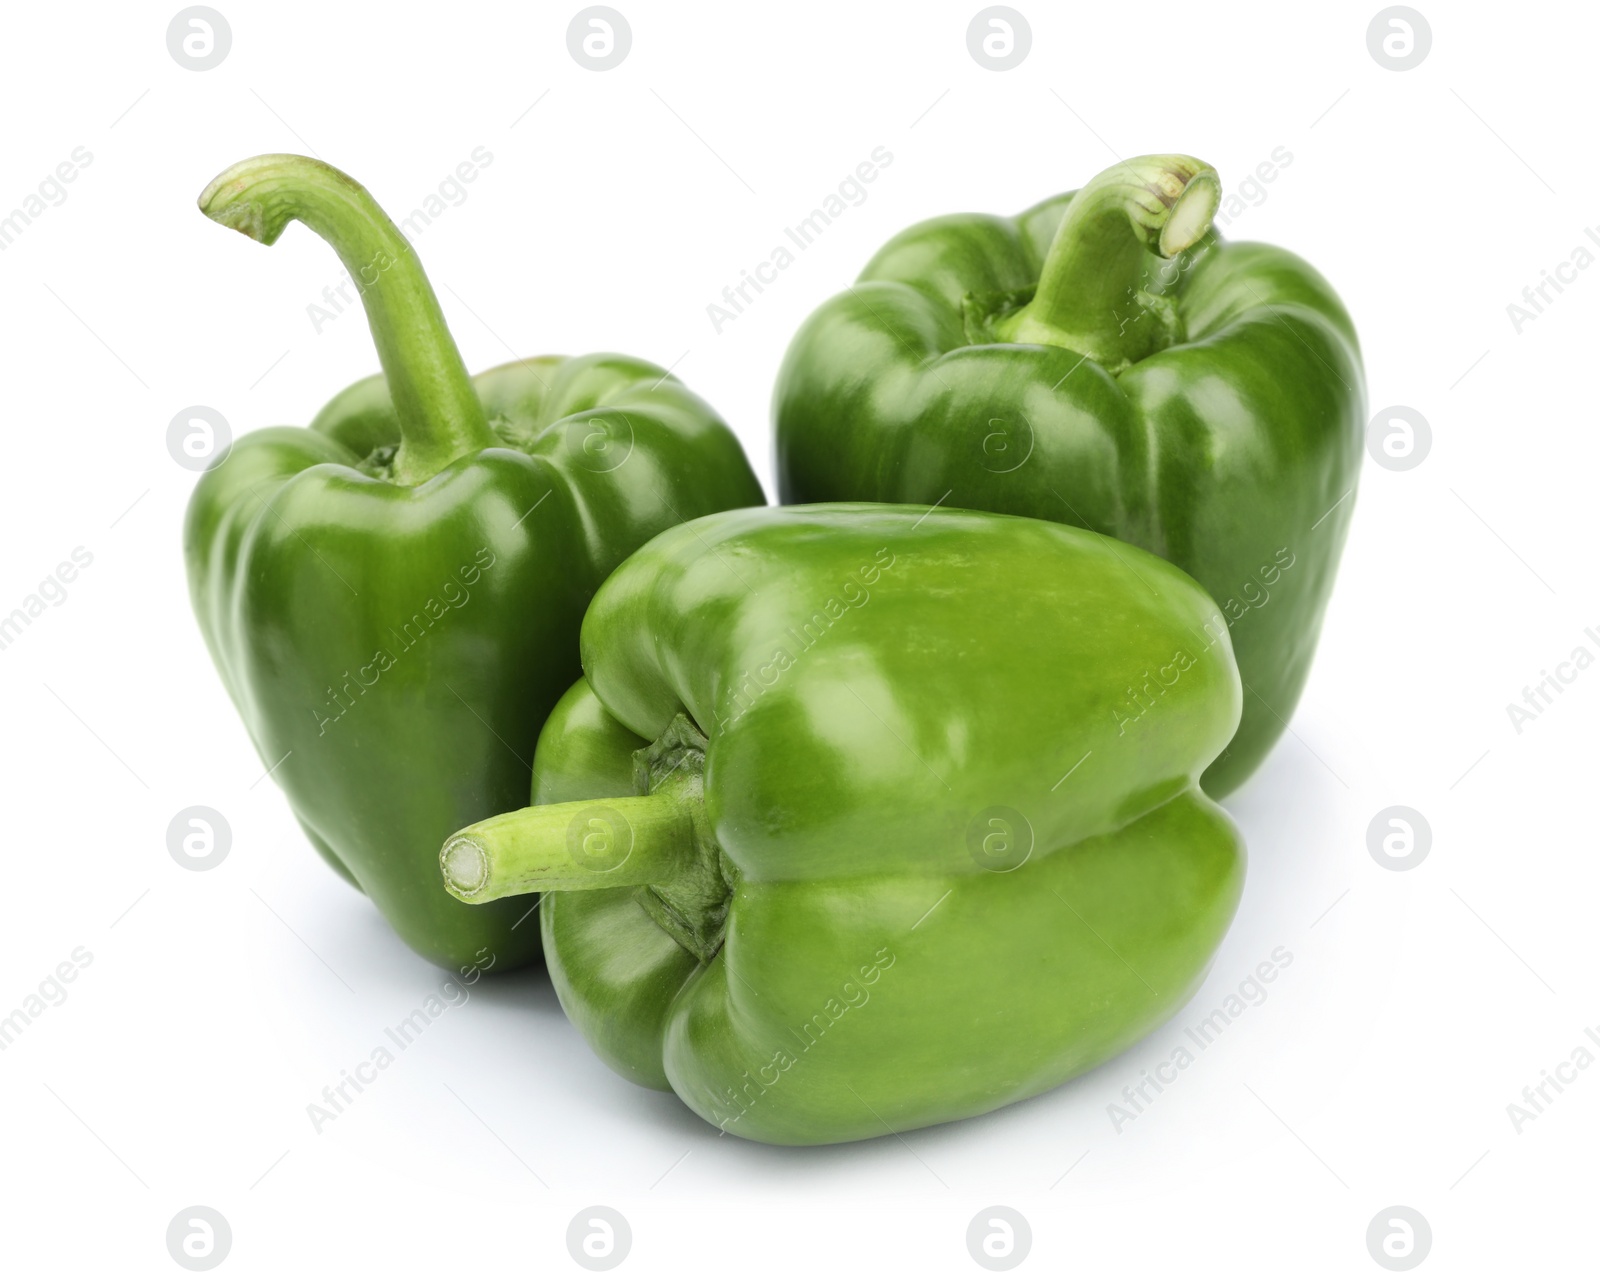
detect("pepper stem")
[441,793,694,903]
[995,154,1220,369]
[198,154,495,484]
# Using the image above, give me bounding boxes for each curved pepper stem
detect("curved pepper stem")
[441,794,694,902]
[996,154,1220,369]
[199,154,496,485]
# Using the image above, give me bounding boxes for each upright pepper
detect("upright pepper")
[441,505,1245,1145]
[774,153,1364,795]
[184,155,762,970]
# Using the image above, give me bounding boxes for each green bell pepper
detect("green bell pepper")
[440,504,1245,1145]
[774,153,1364,796]
[184,155,762,970]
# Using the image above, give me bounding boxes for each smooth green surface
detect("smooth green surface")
[184,156,762,970]
[458,505,1247,1144]
[774,154,1365,796]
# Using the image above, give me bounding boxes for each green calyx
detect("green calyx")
[198,154,496,485]
[442,714,734,964]
[993,153,1220,370]
[627,717,732,964]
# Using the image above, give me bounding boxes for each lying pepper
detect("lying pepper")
[440,504,1245,1144]
[184,155,761,970]
[774,153,1364,796]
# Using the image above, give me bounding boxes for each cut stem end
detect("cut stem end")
[441,836,490,900]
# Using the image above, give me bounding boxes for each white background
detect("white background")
[0,0,1592,1272]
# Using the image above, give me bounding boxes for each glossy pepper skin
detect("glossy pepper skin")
[774,154,1364,796]
[184,156,762,971]
[441,505,1246,1145]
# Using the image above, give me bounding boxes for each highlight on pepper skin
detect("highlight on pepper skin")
[774,151,1365,799]
[440,503,1247,1145]
[183,153,763,974]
